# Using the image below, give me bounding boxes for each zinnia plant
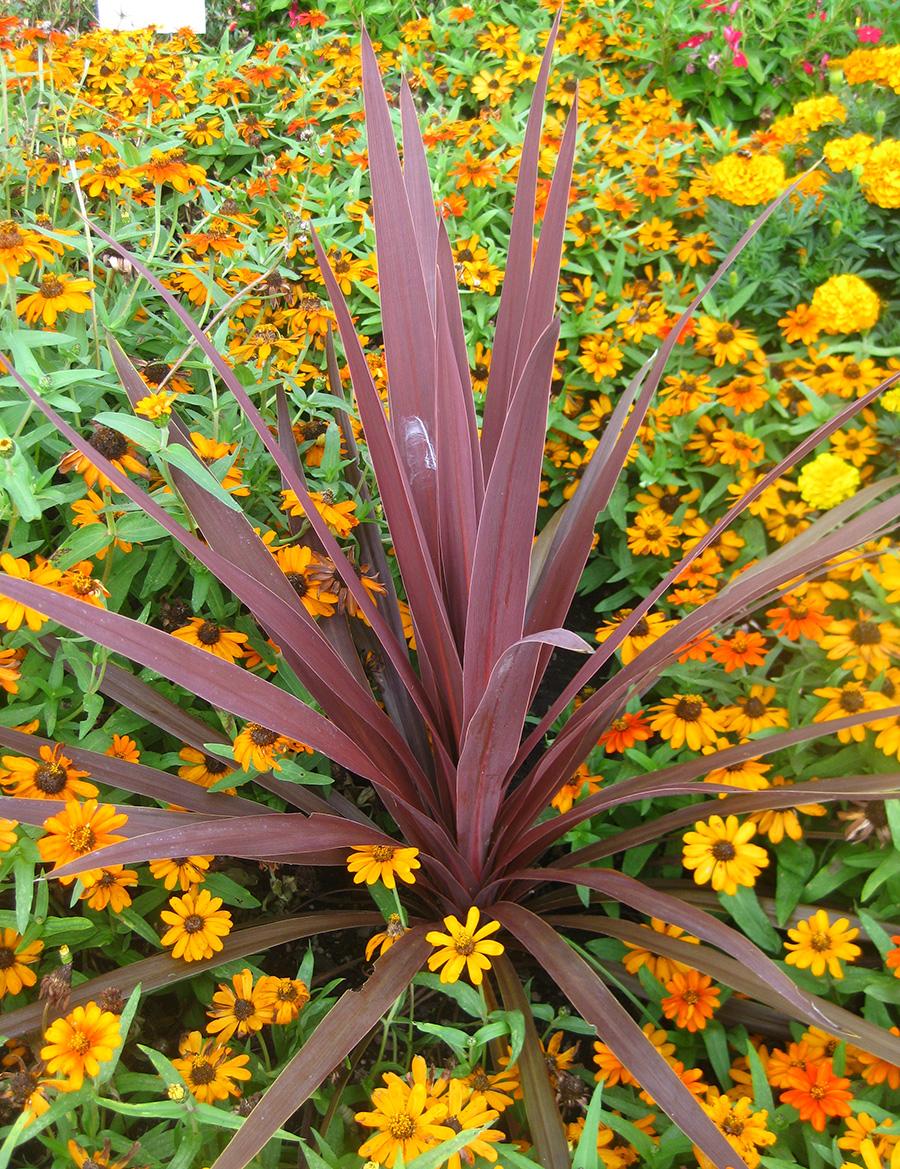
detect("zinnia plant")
[3,17,900,1169]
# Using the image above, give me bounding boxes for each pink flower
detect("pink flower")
[856,25,883,43]
[723,25,742,50]
[732,50,748,67]
[680,31,714,49]
[800,60,815,75]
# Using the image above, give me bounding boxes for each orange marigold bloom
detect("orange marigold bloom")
[661,969,720,1032]
[780,1061,852,1131]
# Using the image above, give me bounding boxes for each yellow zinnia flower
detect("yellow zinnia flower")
[784,909,861,978]
[40,1002,121,1090]
[426,907,504,985]
[682,815,769,894]
[159,888,233,962]
[16,273,94,326]
[346,844,421,889]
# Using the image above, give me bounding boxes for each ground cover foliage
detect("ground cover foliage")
[1,3,900,1169]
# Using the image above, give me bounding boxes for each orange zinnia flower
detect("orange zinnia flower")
[780,1061,852,1130]
[661,969,720,1032]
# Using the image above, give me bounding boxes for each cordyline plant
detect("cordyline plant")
[2,16,900,1169]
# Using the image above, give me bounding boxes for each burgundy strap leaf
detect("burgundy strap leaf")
[481,4,563,472]
[463,319,560,716]
[0,725,259,818]
[7,353,425,807]
[0,797,199,835]
[492,953,570,1169]
[435,280,478,642]
[361,32,439,555]
[312,225,464,738]
[551,914,900,1068]
[0,573,403,797]
[209,927,430,1169]
[400,77,438,316]
[509,96,578,392]
[500,705,900,868]
[0,912,382,1038]
[436,220,482,510]
[456,629,592,875]
[495,903,752,1169]
[508,869,830,1029]
[44,812,394,881]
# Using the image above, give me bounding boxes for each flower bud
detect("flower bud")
[0,437,15,460]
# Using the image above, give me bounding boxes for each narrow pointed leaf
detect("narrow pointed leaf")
[209,928,430,1169]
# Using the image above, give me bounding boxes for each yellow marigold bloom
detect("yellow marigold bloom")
[823,133,874,173]
[365,913,410,961]
[0,553,63,632]
[682,815,769,895]
[172,1030,251,1103]
[171,617,248,663]
[426,907,504,985]
[79,158,143,197]
[1,743,97,801]
[40,1003,121,1090]
[206,968,275,1043]
[148,855,213,891]
[708,153,786,206]
[16,273,94,326]
[694,315,758,366]
[649,694,724,751]
[694,1094,775,1169]
[798,453,860,510]
[38,799,128,887]
[810,274,880,334]
[356,1074,453,1168]
[160,888,233,962]
[0,928,43,998]
[784,909,861,978]
[860,139,900,208]
[256,975,310,1025]
[622,918,700,984]
[347,844,420,889]
[79,865,138,912]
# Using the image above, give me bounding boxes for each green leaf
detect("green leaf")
[719,885,781,953]
[156,443,244,511]
[98,984,141,1085]
[414,973,483,1018]
[406,1127,486,1169]
[203,872,262,910]
[746,1034,774,1112]
[861,852,900,902]
[13,856,35,935]
[92,411,168,451]
[573,1083,603,1169]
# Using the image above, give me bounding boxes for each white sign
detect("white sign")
[96,0,206,33]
